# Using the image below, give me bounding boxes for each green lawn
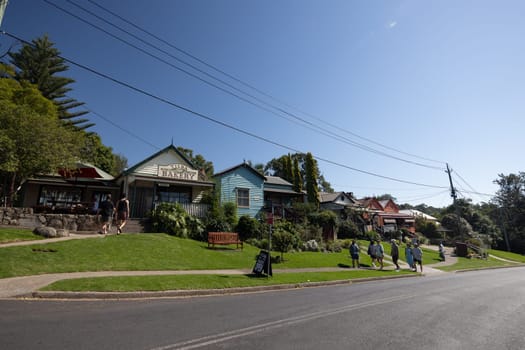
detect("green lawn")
[436,256,516,272]
[2,230,521,292]
[488,249,525,263]
[42,269,415,292]
[0,233,369,278]
[0,228,44,244]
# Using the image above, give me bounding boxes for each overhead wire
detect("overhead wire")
[87,108,161,151]
[86,0,448,166]
[395,190,450,203]
[46,0,446,171]
[452,172,494,198]
[1,30,449,190]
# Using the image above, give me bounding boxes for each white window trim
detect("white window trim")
[237,188,250,208]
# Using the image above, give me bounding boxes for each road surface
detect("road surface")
[1,266,524,350]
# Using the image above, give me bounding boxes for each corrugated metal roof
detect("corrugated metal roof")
[264,176,292,186]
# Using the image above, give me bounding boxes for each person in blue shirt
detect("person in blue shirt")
[405,242,415,271]
[349,240,360,268]
[375,239,385,270]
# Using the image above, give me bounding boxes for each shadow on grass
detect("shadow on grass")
[337,263,350,268]
[246,273,271,279]
[205,246,242,251]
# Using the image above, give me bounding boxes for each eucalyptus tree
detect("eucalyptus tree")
[0,77,80,205]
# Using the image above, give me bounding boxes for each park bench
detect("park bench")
[207,232,243,250]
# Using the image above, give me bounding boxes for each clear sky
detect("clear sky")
[1,0,524,208]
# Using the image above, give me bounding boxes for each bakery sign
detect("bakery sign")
[158,164,198,180]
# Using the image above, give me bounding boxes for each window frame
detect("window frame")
[236,188,250,208]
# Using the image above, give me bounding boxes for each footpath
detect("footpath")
[0,236,457,300]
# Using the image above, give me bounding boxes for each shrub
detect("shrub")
[337,220,361,239]
[298,223,322,243]
[303,239,320,252]
[223,202,238,228]
[324,240,343,253]
[236,215,261,241]
[204,202,235,232]
[339,239,352,249]
[272,230,294,260]
[150,202,203,239]
[363,230,380,241]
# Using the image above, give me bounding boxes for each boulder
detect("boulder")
[56,229,70,237]
[33,226,58,238]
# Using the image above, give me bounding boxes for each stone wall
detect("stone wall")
[1,207,100,232]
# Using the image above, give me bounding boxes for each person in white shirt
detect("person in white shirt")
[439,241,446,261]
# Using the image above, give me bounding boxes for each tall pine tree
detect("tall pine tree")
[305,152,319,207]
[8,35,93,130]
[293,157,302,193]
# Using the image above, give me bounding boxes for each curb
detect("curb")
[30,274,420,300]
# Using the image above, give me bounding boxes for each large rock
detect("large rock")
[33,226,58,238]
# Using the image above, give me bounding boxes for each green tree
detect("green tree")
[376,194,397,202]
[305,152,319,206]
[265,152,332,193]
[8,35,92,130]
[292,157,302,193]
[177,146,214,178]
[79,133,116,175]
[493,173,525,251]
[0,78,81,205]
[319,174,334,193]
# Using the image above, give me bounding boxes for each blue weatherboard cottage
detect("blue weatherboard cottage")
[213,162,265,218]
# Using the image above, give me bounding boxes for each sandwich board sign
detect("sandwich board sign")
[252,250,272,276]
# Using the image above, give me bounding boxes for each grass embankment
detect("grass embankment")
[42,270,413,292]
[436,256,515,272]
[0,232,388,279]
[488,249,525,263]
[1,229,417,292]
[0,228,44,244]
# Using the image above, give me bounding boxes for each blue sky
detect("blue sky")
[1,0,524,208]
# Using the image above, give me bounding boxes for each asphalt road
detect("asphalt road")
[2,267,525,350]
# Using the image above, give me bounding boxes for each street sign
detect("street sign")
[266,213,273,225]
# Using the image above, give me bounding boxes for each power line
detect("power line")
[87,0,447,166]
[1,30,449,190]
[452,172,494,198]
[47,0,446,171]
[396,190,450,203]
[87,108,160,151]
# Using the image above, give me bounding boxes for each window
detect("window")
[38,186,82,209]
[237,188,250,208]
[156,185,191,204]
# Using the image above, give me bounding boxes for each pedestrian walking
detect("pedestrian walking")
[390,239,400,271]
[439,241,446,261]
[98,194,115,235]
[405,242,414,271]
[412,243,423,272]
[367,240,376,268]
[349,240,360,268]
[375,239,385,270]
[116,193,130,234]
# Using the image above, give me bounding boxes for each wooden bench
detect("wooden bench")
[207,232,243,250]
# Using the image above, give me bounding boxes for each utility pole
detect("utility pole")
[446,163,462,241]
